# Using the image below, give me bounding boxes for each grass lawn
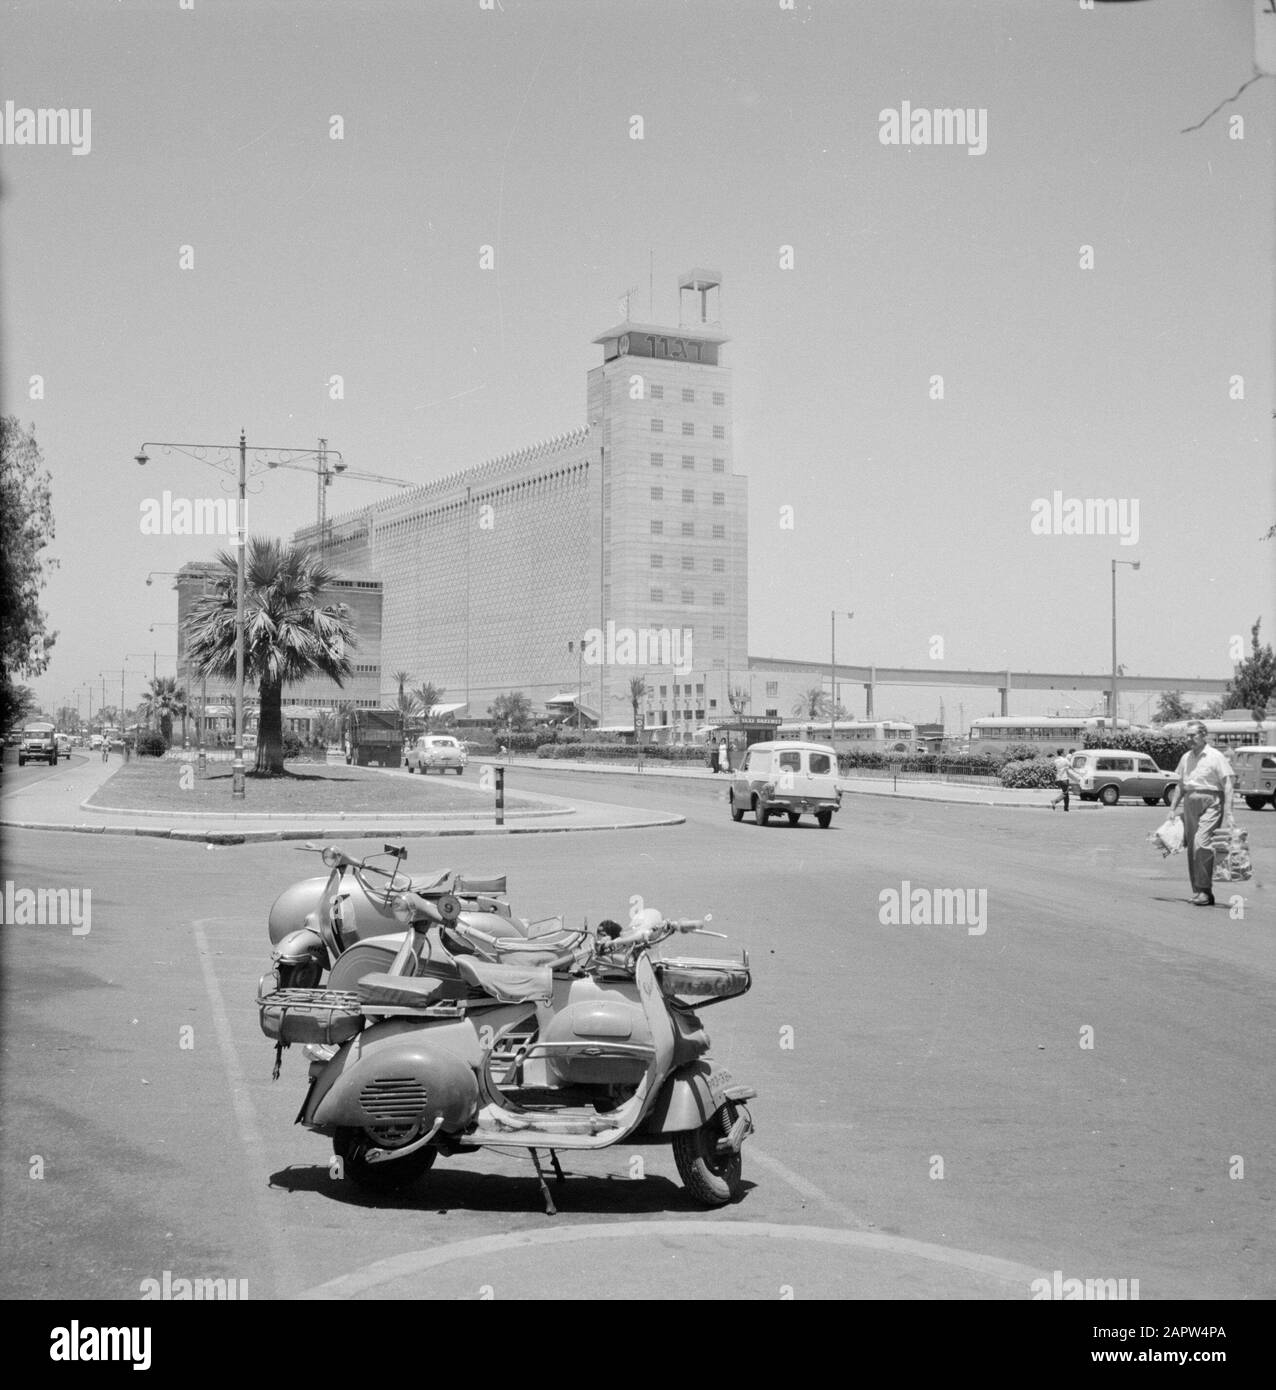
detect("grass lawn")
[86,759,538,815]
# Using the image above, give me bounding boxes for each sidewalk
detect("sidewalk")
[493,754,1104,810]
[0,755,685,843]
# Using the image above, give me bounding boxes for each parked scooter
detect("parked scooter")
[265,842,540,994]
[258,887,756,1211]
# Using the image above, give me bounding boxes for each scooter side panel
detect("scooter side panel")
[307,1019,482,1134]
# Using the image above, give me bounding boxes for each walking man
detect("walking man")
[1050,748,1071,811]
[1166,721,1235,906]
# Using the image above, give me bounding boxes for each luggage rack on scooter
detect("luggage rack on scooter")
[258,985,467,1047]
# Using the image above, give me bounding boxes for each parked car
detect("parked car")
[1068,749,1177,806]
[1230,746,1276,811]
[405,734,468,774]
[18,722,58,767]
[728,740,841,828]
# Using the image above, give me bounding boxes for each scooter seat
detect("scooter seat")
[456,957,553,1005]
[455,874,507,895]
[356,973,445,1009]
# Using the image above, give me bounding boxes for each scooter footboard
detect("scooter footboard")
[307,1019,481,1135]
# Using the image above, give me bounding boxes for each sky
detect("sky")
[4,0,1273,728]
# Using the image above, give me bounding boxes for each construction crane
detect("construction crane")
[266,440,413,550]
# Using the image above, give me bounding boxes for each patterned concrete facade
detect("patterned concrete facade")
[298,275,750,733]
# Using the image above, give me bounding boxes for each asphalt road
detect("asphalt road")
[2,764,1272,1301]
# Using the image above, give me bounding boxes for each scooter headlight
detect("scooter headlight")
[321,847,342,868]
[391,892,418,924]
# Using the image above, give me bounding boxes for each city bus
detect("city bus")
[967,716,1134,755]
[778,720,917,753]
[1159,718,1276,752]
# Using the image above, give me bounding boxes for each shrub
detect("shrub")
[135,730,167,757]
[998,758,1058,789]
[535,742,705,762]
[282,730,305,759]
[1081,728,1189,770]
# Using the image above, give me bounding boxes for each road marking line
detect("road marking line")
[192,916,297,1299]
[747,1144,869,1229]
[296,1219,1049,1299]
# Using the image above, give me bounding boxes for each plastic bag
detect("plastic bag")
[1149,817,1184,857]
[1211,826,1252,883]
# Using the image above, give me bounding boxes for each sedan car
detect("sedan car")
[405,734,468,774]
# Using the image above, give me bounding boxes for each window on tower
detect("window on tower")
[682,388,694,403]
[713,425,725,440]
[651,419,663,433]
[682,489,695,503]
[681,522,695,537]
[650,486,663,501]
[713,391,725,406]
[682,422,694,436]
[650,452,664,467]
[650,520,663,535]
[650,384,664,400]
[712,524,725,539]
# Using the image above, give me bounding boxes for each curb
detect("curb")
[0,813,687,845]
[77,797,568,822]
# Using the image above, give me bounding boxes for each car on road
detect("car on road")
[1068,749,1177,806]
[18,722,59,766]
[728,739,841,828]
[405,734,468,774]
[1230,746,1276,811]
[56,734,74,756]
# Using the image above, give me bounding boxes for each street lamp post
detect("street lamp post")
[1111,559,1141,730]
[830,609,853,744]
[134,433,354,800]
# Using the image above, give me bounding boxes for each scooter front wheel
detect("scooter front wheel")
[333,1124,437,1192]
[672,1101,744,1207]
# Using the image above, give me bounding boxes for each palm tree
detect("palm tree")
[793,686,832,721]
[390,670,415,741]
[628,675,648,741]
[137,675,188,746]
[412,682,446,729]
[183,538,355,775]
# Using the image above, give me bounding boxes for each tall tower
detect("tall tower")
[587,269,748,734]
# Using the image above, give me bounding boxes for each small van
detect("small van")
[18,722,58,767]
[729,740,841,828]
[1069,749,1177,806]
[1230,746,1276,811]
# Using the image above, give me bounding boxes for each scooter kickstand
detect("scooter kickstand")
[548,1149,566,1185]
[531,1149,558,1216]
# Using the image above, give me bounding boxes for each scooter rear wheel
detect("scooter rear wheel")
[672,1101,743,1207]
[333,1124,437,1192]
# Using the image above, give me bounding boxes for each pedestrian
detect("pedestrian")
[101,737,109,763]
[1049,748,1071,811]
[1166,721,1235,906]
[717,738,727,773]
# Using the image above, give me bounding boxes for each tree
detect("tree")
[137,675,188,746]
[1152,691,1194,725]
[727,684,750,716]
[489,691,533,732]
[627,675,648,738]
[6,685,38,727]
[1223,618,1276,720]
[313,710,341,747]
[391,669,414,739]
[412,682,446,728]
[1198,697,1225,719]
[792,686,832,720]
[54,705,78,732]
[183,538,355,775]
[0,419,59,731]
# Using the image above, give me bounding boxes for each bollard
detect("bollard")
[495,764,505,826]
[197,749,207,778]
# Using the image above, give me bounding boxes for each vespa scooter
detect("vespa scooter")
[259,891,756,1211]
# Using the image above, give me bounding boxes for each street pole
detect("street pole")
[233,430,247,799]
[1111,559,1141,731]
[830,610,836,745]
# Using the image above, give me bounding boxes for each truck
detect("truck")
[341,708,403,767]
[19,722,58,766]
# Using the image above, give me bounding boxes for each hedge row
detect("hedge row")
[998,758,1060,789]
[535,742,707,762]
[1080,729,1191,769]
[836,748,1003,775]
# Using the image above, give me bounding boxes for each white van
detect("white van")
[1230,746,1276,811]
[728,740,841,829]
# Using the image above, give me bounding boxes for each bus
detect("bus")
[1159,718,1276,752]
[967,716,1134,755]
[778,720,917,753]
